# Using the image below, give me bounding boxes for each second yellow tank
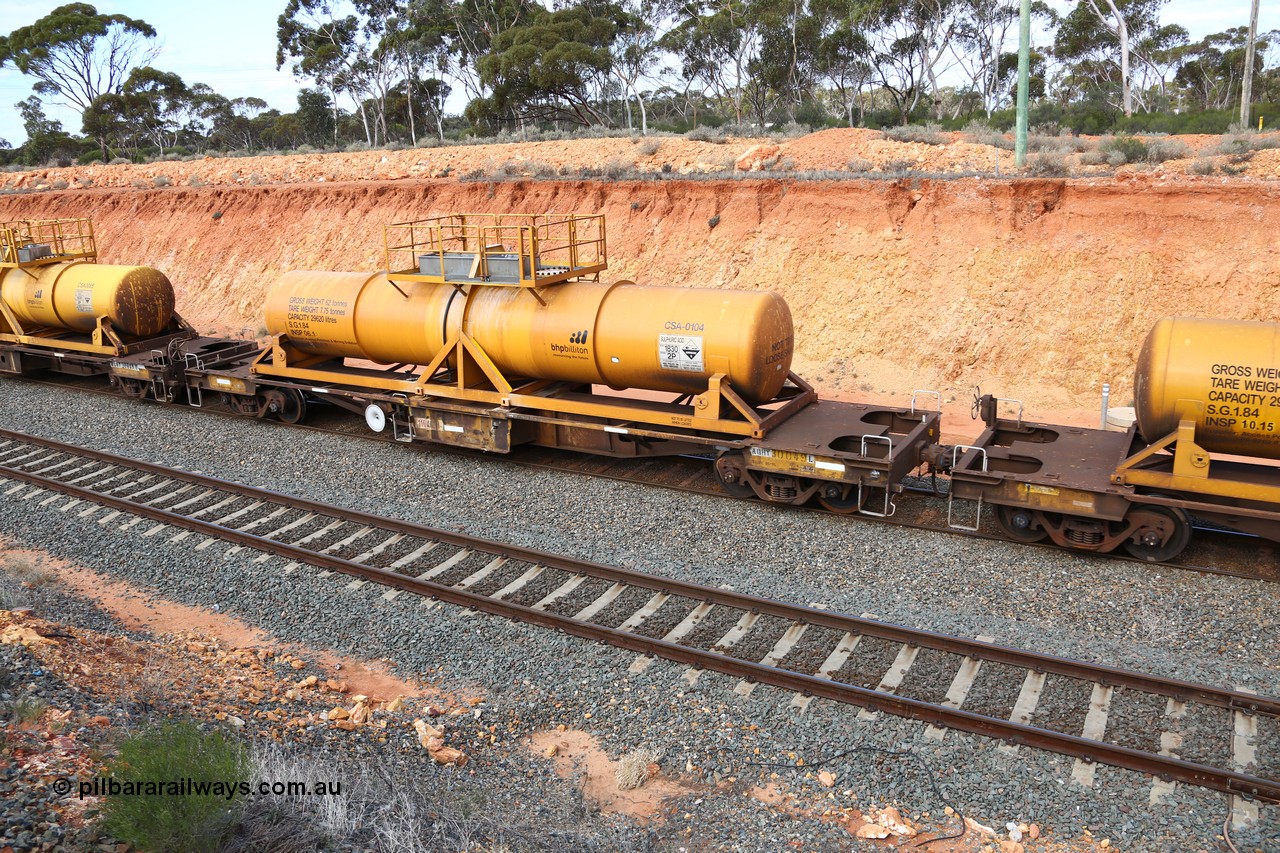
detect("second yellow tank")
[263,272,795,404]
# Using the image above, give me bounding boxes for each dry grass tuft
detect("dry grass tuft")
[615,746,660,790]
[3,555,56,588]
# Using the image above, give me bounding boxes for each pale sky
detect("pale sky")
[0,0,1275,147]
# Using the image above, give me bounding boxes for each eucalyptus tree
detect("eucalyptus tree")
[748,0,825,123]
[448,0,540,105]
[1172,27,1276,111]
[854,0,963,123]
[16,95,76,164]
[277,0,360,143]
[119,67,191,154]
[1053,0,1183,115]
[0,3,159,115]
[663,0,762,125]
[609,0,678,134]
[813,15,873,125]
[279,0,409,146]
[476,3,621,127]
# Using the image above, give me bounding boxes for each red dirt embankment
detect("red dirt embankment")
[2,174,1278,426]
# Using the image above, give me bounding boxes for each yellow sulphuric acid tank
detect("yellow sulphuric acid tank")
[263,271,795,404]
[1133,317,1280,459]
[0,261,175,338]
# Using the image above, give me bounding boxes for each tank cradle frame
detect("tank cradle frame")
[252,328,816,441]
[1111,416,1280,539]
[0,298,196,358]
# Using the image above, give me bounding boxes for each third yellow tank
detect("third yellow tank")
[1134,317,1280,459]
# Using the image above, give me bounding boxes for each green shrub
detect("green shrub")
[685,126,726,144]
[1145,137,1191,162]
[1213,129,1280,155]
[882,123,946,145]
[601,157,632,179]
[962,120,1014,150]
[101,720,249,853]
[1027,133,1090,154]
[1025,152,1071,177]
[1099,135,1148,165]
[153,175,172,188]
[880,157,918,173]
[4,692,47,724]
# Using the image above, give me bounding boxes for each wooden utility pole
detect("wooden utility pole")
[1241,0,1260,126]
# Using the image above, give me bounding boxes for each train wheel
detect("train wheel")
[1122,505,1191,563]
[263,388,308,424]
[714,454,755,498]
[817,484,861,514]
[995,505,1048,543]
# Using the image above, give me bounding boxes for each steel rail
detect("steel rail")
[2,426,1275,720]
[0,433,1277,803]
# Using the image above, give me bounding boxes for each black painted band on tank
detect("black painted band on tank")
[442,283,463,356]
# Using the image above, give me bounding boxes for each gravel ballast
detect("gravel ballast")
[1,379,1277,851]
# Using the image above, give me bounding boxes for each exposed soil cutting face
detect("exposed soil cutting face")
[2,132,1277,433]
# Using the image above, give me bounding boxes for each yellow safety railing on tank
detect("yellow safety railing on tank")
[0,218,97,267]
[383,213,606,287]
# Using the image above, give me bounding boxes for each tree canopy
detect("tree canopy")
[0,3,158,112]
[0,0,1277,166]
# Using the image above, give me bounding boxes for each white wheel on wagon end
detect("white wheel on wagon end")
[365,404,387,433]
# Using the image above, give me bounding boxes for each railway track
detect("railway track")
[14,376,1276,584]
[0,427,1275,819]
